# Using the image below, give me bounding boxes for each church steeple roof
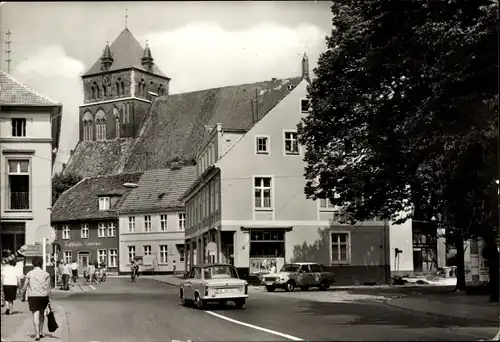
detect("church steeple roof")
[82,28,167,78]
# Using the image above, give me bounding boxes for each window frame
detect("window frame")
[128,216,135,233]
[97,222,107,238]
[62,225,70,240]
[63,250,72,264]
[178,213,185,231]
[144,215,152,232]
[255,135,271,155]
[160,214,168,231]
[143,245,152,256]
[159,244,168,264]
[283,130,300,155]
[253,176,274,211]
[107,222,116,237]
[108,249,118,268]
[300,98,311,114]
[98,197,110,211]
[81,224,89,239]
[127,245,136,263]
[11,118,27,137]
[7,158,31,210]
[97,249,107,264]
[329,231,351,265]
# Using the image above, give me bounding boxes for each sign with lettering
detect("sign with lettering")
[19,244,42,257]
[64,241,102,248]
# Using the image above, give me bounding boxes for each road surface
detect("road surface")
[52,278,498,342]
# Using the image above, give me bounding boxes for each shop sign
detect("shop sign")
[64,241,102,248]
[479,267,490,282]
[19,244,42,257]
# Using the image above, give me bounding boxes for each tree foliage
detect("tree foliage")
[52,172,82,205]
[298,0,498,298]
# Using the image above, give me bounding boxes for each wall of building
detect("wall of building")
[0,109,53,247]
[131,69,170,100]
[82,70,133,104]
[118,211,185,273]
[221,221,390,285]
[52,220,119,270]
[389,215,414,277]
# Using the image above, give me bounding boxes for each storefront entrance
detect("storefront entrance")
[0,222,25,255]
[249,230,285,274]
[78,251,90,268]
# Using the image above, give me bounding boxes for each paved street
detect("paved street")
[32,278,498,342]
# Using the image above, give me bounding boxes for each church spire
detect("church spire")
[141,40,154,72]
[301,52,310,83]
[100,41,114,71]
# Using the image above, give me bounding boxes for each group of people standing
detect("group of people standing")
[56,260,107,289]
[2,255,53,341]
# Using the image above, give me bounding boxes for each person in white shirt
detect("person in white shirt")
[269,261,277,274]
[61,262,71,290]
[70,260,79,284]
[1,258,23,315]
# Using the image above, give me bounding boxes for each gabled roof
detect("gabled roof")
[64,76,302,178]
[51,172,143,222]
[82,28,167,78]
[0,71,62,107]
[118,165,197,214]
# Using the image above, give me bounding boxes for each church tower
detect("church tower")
[78,28,170,142]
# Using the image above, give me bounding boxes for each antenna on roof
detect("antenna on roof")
[125,8,128,29]
[250,100,255,124]
[5,30,12,74]
[255,89,259,121]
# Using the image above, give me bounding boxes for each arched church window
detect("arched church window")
[91,86,95,100]
[82,111,93,141]
[95,85,100,99]
[113,107,120,139]
[120,80,125,95]
[103,84,107,97]
[115,81,120,96]
[95,109,106,141]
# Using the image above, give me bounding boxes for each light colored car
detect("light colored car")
[180,263,248,309]
[262,262,335,292]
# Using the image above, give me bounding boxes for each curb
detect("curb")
[384,299,499,324]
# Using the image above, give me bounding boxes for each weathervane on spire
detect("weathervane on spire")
[125,8,128,28]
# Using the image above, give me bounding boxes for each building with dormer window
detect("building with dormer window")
[51,172,142,272]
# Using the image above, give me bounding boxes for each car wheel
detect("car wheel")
[180,289,188,306]
[194,293,206,310]
[300,286,309,291]
[265,286,275,292]
[285,281,295,292]
[319,281,329,291]
[234,299,245,309]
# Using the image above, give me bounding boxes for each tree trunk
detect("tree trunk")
[454,236,467,291]
[484,239,499,302]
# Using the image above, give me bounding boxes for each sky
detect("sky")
[0,1,332,171]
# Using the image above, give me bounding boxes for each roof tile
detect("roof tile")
[51,172,143,222]
[119,166,197,213]
[0,71,62,106]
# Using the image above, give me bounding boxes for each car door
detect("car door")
[183,268,196,300]
[309,264,323,285]
[299,264,313,285]
[191,267,203,297]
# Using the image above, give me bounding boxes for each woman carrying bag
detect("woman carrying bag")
[21,256,56,341]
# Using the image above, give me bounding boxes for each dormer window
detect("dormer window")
[99,196,110,210]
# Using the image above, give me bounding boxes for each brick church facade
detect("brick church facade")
[78,28,170,142]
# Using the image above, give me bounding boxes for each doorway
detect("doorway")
[0,222,25,255]
[78,251,90,268]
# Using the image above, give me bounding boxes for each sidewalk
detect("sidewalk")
[1,299,69,342]
[386,292,500,324]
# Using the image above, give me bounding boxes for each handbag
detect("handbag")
[47,304,59,333]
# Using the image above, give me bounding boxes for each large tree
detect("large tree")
[52,172,83,205]
[298,0,498,300]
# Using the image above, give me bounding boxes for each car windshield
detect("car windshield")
[203,265,239,279]
[281,264,300,272]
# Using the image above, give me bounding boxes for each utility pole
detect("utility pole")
[5,30,12,73]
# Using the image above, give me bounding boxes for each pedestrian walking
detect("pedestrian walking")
[61,262,71,290]
[87,262,97,285]
[21,256,52,341]
[70,260,79,284]
[130,260,138,282]
[1,258,23,315]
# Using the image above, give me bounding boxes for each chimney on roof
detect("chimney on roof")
[100,42,114,71]
[302,52,310,83]
[170,161,181,170]
[271,77,277,82]
[70,149,74,156]
[141,41,154,72]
